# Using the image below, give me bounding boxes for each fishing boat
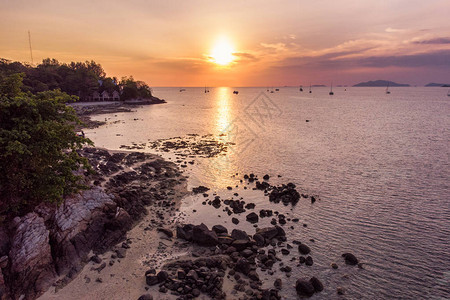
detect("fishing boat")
[233,90,239,94]
[329,83,334,95]
[386,83,390,94]
[299,86,303,92]
[204,86,209,93]
[179,88,186,92]
[275,88,279,91]
[309,84,312,94]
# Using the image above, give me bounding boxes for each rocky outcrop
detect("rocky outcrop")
[0,148,184,299]
[51,187,118,275]
[8,213,56,299]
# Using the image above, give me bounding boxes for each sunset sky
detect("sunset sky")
[1,0,449,86]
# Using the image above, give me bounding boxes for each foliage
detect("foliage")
[120,76,153,101]
[0,74,93,215]
[0,58,154,101]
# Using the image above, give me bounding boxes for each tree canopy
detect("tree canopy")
[0,73,92,215]
[0,58,153,101]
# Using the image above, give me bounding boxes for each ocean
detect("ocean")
[86,86,450,299]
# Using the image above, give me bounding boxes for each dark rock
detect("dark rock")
[269,183,300,205]
[309,277,323,292]
[192,224,218,246]
[253,234,265,247]
[145,274,158,286]
[331,263,338,269]
[156,270,169,283]
[235,258,251,275]
[212,225,228,235]
[299,257,306,264]
[90,255,102,264]
[256,227,279,240]
[186,269,199,281]
[232,218,239,225]
[245,203,256,209]
[247,270,259,281]
[281,249,290,255]
[305,256,313,266]
[311,196,316,203]
[193,186,210,194]
[298,243,311,255]
[274,278,282,290]
[342,253,359,265]
[246,212,259,223]
[263,174,270,180]
[275,225,286,237]
[115,248,126,258]
[176,224,194,241]
[137,294,153,300]
[232,240,250,251]
[241,249,254,258]
[231,229,249,241]
[296,279,315,297]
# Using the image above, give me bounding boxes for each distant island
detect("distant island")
[425,83,450,87]
[311,84,326,87]
[353,80,410,87]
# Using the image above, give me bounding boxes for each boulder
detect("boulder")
[176,224,194,241]
[246,212,259,223]
[212,225,228,235]
[253,234,265,247]
[235,258,251,275]
[298,243,311,255]
[342,253,358,265]
[156,270,169,283]
[256,227,279,240]
[309,277,323,292]
[231,229,249,241]
[295,279,315,297]
[192,224,218,246]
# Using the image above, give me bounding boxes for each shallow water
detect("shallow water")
[87,87,450,299]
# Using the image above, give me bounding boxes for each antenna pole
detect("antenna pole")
[28,30,34,65]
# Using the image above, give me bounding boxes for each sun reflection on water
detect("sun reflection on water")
[215,87,232,134]
[200,87,239,188]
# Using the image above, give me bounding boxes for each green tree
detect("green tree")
[0,75,92,215]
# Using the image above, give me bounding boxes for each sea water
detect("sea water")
[86,87,450,299]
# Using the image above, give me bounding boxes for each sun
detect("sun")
[210,37,235,66]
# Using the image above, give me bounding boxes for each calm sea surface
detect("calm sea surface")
[87,87,450,299]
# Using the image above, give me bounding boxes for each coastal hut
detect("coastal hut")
[112,90,120,101]
[92,91,100,101]
[101,91,110,101]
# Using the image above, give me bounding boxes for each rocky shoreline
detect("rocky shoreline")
[0,147,186,300]
[71,97,166,129]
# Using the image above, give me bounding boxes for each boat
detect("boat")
[309,84,312,94]
[386,83,390,94]
[204,86,209,93]
[179,88,186,92]
[299,86,303,92]
[329,83,334,95]
[233,90,239,94]
[275,88,279,91]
